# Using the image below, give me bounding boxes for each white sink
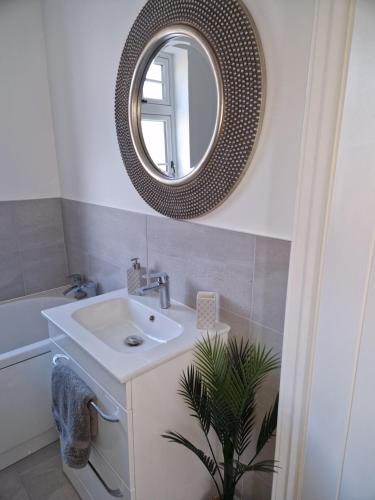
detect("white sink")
[72,297,183,353]
[42,288,229,383]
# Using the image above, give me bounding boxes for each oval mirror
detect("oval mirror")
[129,28,223,185]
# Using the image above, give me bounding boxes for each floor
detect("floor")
[0,442,80,500]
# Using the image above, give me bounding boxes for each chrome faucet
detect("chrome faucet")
[64,274,91,300]
[137,272,170,309]
[64,274,84,297]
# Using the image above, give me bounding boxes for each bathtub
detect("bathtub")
[0,288,73,470]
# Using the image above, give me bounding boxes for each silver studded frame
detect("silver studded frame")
[115,0,265,219]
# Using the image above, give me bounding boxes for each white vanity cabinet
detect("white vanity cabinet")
[50,339,134,500]
[43,290,229,500]
[49,335,219,500]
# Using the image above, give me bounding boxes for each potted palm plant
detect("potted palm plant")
[162,335,280,500]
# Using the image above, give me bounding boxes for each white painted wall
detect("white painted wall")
[42,0,315,240]
[0,0,60,201]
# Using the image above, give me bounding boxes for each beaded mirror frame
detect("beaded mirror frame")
[115,0,265,219]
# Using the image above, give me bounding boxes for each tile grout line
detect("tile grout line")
[145,215,149,272]
[249,235,257,331]
[59,198,70,280]
[13,201,27,299]
[250,318,284,337]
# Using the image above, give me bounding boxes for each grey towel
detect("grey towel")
[51,364,98,469]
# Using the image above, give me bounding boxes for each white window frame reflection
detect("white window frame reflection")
[141,114,174,174]
[141,52,177,177]
[142,56,171,105]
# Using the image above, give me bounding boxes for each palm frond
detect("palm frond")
[239,344,280,395]
[233,398,256,457]
[235,459,279,479]
[227,340,279,414]
[227,337,252,370]
[194,335,229,394]
[227,339,279,458]
[162,431,218,477]
[178,365,212,435]
[256,394,279,455]
[194,335,240,441]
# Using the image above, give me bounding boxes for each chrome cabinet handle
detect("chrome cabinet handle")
[52,353,120,423]
[88,461,123,497]
[90,401,120,423]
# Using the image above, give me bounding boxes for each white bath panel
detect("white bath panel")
[0,352,57,470]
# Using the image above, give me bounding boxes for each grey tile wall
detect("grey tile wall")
[252,236,290,333]
[61,199,290,339]
[147,216,256,318]
[0,199,68,301]
[62,199,147,294]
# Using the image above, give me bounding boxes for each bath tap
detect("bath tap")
[64,274,96,300]
[64,274,83,297]
[137,272,170,309]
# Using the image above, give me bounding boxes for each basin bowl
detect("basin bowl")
[72,297,183,353]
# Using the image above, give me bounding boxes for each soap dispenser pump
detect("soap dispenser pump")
[127,257,142,295]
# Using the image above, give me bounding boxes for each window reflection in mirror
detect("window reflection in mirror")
[140,35,218,180]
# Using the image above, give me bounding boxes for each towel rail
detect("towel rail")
[52,353,120,423]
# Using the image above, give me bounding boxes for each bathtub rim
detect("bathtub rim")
[0,286,74,369]
[0,285,68,306]
[0,338,51,370]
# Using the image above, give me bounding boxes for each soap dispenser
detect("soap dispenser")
[127,257,142,295]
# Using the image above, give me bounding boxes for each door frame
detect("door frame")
[272,1,356,498]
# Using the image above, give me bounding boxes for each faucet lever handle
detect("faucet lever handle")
[143,272,169,284]
[67,273,83,285]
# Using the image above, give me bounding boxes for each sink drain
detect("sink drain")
[124,335,144,347]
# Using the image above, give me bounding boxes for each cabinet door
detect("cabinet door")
[51,344,134,489]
